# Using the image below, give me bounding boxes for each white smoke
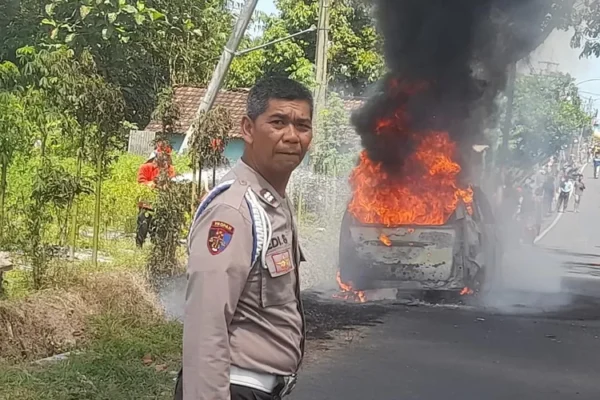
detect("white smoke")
[480,230,574,314]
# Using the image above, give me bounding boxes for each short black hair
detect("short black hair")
[246,76,313,121]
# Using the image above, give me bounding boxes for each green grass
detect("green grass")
[0,314,183,400]
[2,238,151,299]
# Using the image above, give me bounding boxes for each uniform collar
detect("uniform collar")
[233,160,284,208]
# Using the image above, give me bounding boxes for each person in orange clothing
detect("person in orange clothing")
[136,143,176,248]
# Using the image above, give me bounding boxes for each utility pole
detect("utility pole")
[179,0,259,154]
[314,0,330,115]
[501,61,517,164]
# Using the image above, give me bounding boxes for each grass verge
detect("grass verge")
[0,270,162,362]
[0,313,183,400]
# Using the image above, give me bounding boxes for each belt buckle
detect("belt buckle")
[275,374,297,398]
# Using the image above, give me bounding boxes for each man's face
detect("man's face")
[242,98,313,174]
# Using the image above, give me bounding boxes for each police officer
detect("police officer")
[177,77,313,400]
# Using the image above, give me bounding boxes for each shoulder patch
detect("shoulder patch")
[207,221,235,255]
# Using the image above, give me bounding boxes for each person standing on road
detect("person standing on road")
[177,77,312,400]
[542,175,555,215]
[573,175,586,213]
[593,152,600,179]
[557,175,573,213]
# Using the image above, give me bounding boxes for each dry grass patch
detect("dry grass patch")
[0,271,163,363]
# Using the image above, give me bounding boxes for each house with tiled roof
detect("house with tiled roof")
[128,86,365,163]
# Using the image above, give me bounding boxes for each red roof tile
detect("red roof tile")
[144,86,366,138]
[144,86,250,138]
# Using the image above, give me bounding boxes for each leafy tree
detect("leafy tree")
[0,0,46,62]
[0,89,32,242]
[21,88,67,288]
[569,1,600,57]
[189,106,233,191]
[228,0,385,94]
[0,61,31,241]
[146,87,186,278]
[146,151,189,279]
[2,0,233,126]
[508,72,591,165]
[310,92,359,175]
[150,0,233,86]
[39,0,164,125]
[529,0,600,59]
[81,77,126,266]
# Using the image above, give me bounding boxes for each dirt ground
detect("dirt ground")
[301,292,390,365]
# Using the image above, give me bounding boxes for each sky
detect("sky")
[254,1,600,110]
[257,0,277,14]
[527,29,600,112]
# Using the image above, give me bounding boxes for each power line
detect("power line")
[578,90,600,98]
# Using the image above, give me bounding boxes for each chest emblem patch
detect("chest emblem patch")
[207,221,235,255]
[271,249,294,274]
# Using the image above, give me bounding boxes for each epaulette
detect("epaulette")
[188,179,272,268]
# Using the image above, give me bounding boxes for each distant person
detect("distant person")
[136,143,176,248]
[557,176,573,213]
[518,184,539,243]
[533,185,543,235]
[542,175,555,215]
[551,156,559,177]
[573,175,586,213]
[518,184,535,218]
[594,152,600,179]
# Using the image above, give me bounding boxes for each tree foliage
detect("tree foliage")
[509,72,591,164]
[146,154,189,279]
[228,0,384,94]
[569,1,600,57]
[0,0,237,280]
[0,90,32,242]
[146,87,187,278]
[310,93,359,175]
[2,0,233,126]
[189,106,233,171]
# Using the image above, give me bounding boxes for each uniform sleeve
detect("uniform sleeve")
[183,203,253,400]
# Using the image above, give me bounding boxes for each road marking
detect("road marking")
[533,163,588,244]
[533,213,562,244]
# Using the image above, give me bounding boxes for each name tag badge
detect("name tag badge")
[266,248,295,278]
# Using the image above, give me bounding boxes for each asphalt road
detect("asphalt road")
[291,305,599,400]
[290,169,600,400]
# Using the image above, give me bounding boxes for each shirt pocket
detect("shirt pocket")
[261,245,296,307]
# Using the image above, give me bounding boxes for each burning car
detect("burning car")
[339,183,500,294]
[337,79,502,295]
[332,0,556,298]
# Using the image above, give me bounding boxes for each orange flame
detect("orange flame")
[379,233,392,246]
[348,79,473,227]
[349,131,473,226]
[334,271,367,303]
[460,287,474,296]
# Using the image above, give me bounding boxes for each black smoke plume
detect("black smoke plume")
[352,0,568,177]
